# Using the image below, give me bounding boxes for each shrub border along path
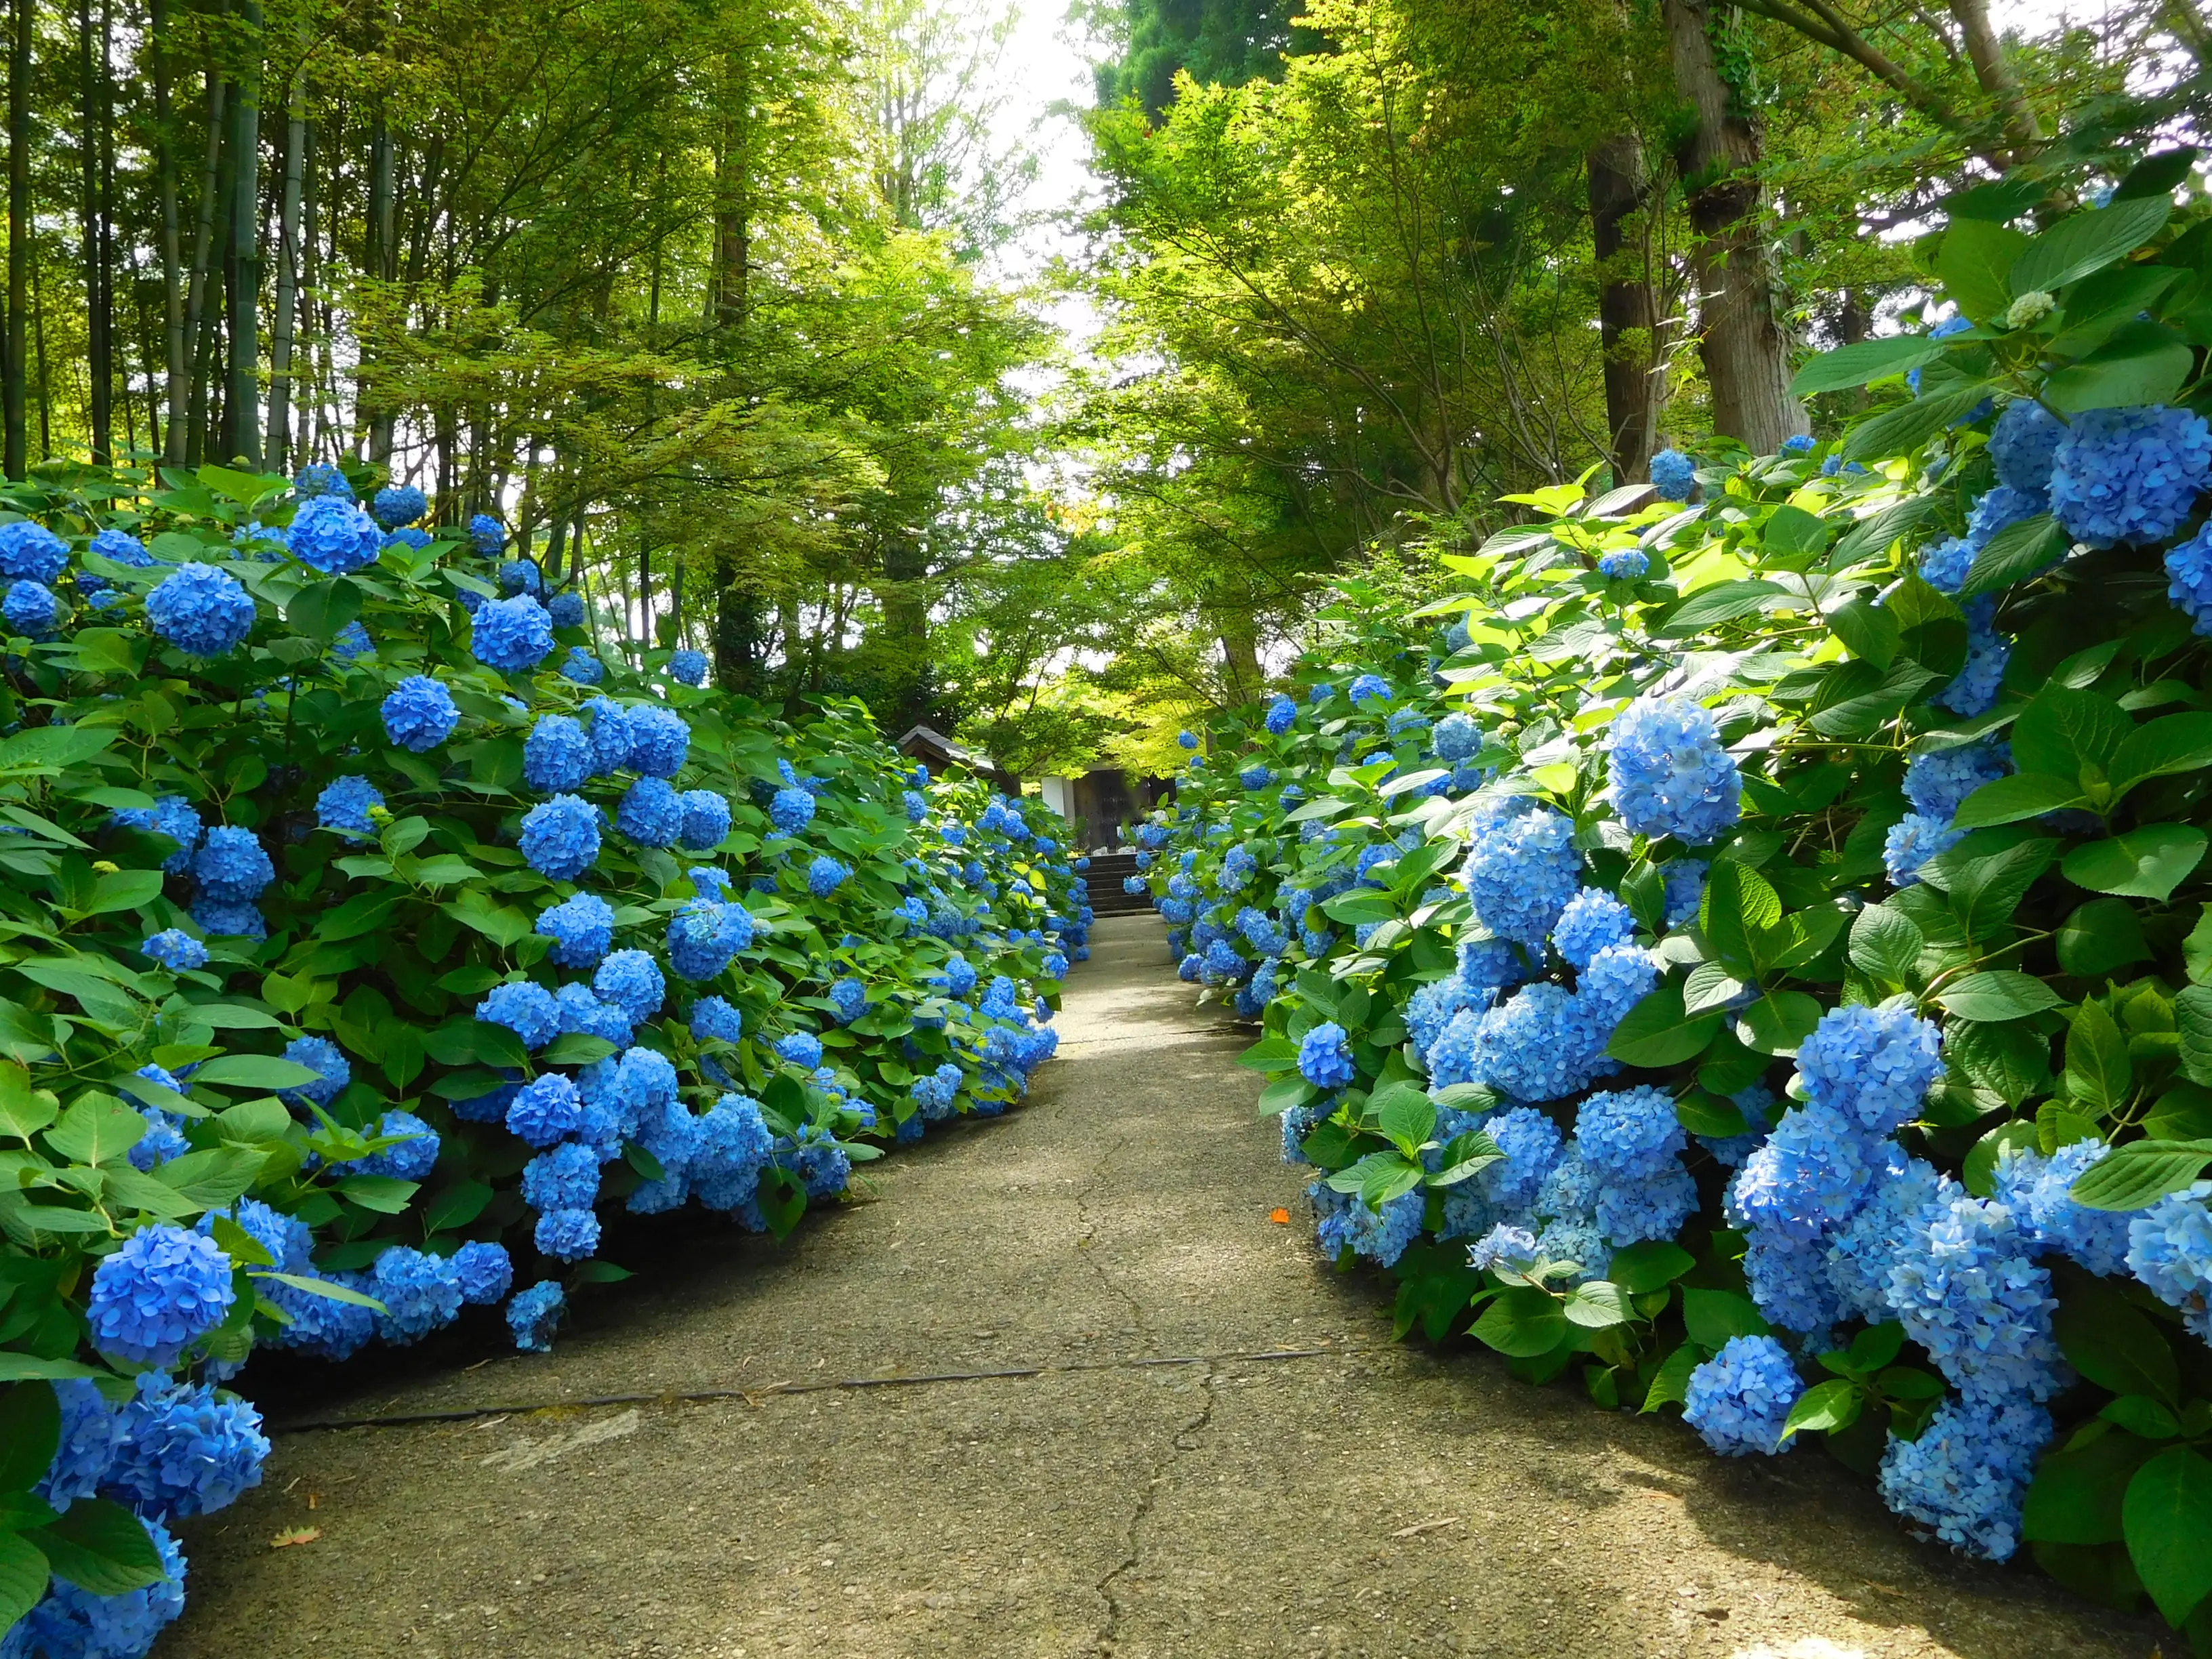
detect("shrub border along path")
[163,916,2147,1658]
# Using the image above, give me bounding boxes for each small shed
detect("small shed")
[1036,769,1174,851]
[896,724,1023,798]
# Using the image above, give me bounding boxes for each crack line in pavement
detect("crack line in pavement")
[1095,1362,1220,1656]
[269,1344,1376,1434]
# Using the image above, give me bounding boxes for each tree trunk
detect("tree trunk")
[363,112,396,462]
[1946,0,2041,162]
[1219,624,1262,705]
[224,0,262,467]
[4,0,31,478]
[182,66,224,464]
[715,580,763,697]
[1587,135,1662,485]
[295,121,316,463]
[78,0,112,465]
[152,0,187,468]
[264,52,305,470]
[1662,0,1805,453]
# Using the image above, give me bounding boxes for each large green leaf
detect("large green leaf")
[0,1379,62,1491]
[41,1097,146,1166]
[1790,336,1947,396]
[1680,1288,1770,1351]
[2009,196,2172,295]
[2062,825,2208,900]
[2044,323,2196,413]
[0,1532,48,1633]
[2013,685,2130,781]
[1959,514,2068,599]
[2053,1272,2181,1404]
[1469,1286,1568,1357]
[1842,386,1992,463]
[1939,218,2030,321]
[1952,772,2085,829]
[28,1499,166,1595]
[1937,970,2063,1022]
[1606,984,1721,1067]
[2111,712,2212,796]
[2123,1446,2212,1625]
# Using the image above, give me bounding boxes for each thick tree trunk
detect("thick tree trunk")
[1587,136,1662,485]
[264,56,306,470]
[1218,623,1262,705]
[4,0,30,477]
[362,115,396,462]
[152,0,187,467]
[295,121,317,463]
[181,68,224,464]
[224,0,262,467]
[1662,0,1805,453]
[1946,0,2041,162]
[78,0,113,464]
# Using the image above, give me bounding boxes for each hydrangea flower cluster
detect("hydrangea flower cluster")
[1683,1335,1803,1457]
[2048,403,2212,547]
[1603,695,1741,846]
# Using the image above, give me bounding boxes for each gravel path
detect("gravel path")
[165,915,2158,1658]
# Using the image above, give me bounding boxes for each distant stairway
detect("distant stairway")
[1084,851,1152,916]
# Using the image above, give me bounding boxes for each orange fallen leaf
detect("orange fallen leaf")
[270,1527,321,1549]
[1268,1208,1291,1224]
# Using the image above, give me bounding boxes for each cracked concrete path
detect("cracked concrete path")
[166,916,2160,1659]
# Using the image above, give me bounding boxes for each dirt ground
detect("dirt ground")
[164,915,2163,1659]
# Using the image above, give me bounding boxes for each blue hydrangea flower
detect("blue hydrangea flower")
[331,619,374,662]
[1967,485,2045,544]
[828,978,869,1024]
[450,1241,514,1306]
[1727,1105,1875,1242]
[508,1279,566,1351]
[1991,1141,2131,1278]
[522,1141,601,1214]
[1903,740,2011,822]
[1683,1334,1803,1457]
[1473,1107,1564,1211]
[371,1246,464,1345]
[147,562,255,656]
[37,1377,122,1510]
[471,594,556,672]
[506,1073,583,1147]
[2049,403,2212,546]
[293,460,352,499]
[3,577,58,636]
[1467,1223,1540,1275]
[190,895,266,939]
[775,1031,824,1069]
[555,983,633,1048]
[1650,448,1696,499]
[1989,399,2063,496]
[1432,712,1481,764]
[278,1036,350,1108]
[1298,1022,1355,1088]
[1798,1002,1942,1135]
[536,892,615,968]
[560,645,605,684]
[1781,433,1814,455]
[1922,537,1975,596]
[617,777,684,848]
[1239,763,1272,790]
[519,794,600,879]
[1462,798,1581,946]
[193,825,273,902]
[624,706,690,777]
[354,1109,439,1181]
[692,996,743,1043]
[2168,522,2212,634]
[370,483,428,529]
[102,1369,270,1518]
[15,1513,186,1655]
[1176,729,1200,750]
[0,519,69,582]
[2127,1183,2212,1341]
[478,981,562,1050]
[468,514,506,553]
[1935,599,2009,717]
[1597,549,1647,579]
[668,898,752,979]
[499,558,542,595]
[541,589,582,628]
[87,1224,235,1364]
[382,674,459,751]
[1574,1085,1685,1177]
[1884,812,1965,887]
[1550,887,1634,969]
[595,949,665,1022]
[670,647,708,685]
[1311,1181,1423,1267]
[690,866,732,900]
[807,854,852,897]
[1265,695,1296,734]
[1348,673,1391,705]
[668,790,730,853]
[523,714,592,794]
[287,495,385,575]
[1744,1229,1843,1334]
[1877,1397,2052,1560]
[770,785,816,834]
[141,928,207,972]
[89,525,155,569]
[315,775,384,838]
[1605,695,1742,846]
[1658,858,1706,928]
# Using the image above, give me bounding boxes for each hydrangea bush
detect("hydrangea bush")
[1132,188,2212,1647]
[0,459,1088,1650]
